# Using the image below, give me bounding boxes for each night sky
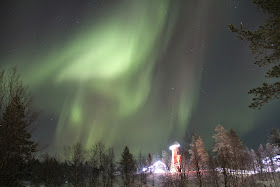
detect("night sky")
[1,0,280,155]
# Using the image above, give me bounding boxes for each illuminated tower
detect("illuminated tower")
[169,141,181,173]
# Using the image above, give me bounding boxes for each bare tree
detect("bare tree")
[207,153,219,187]
[255,144,265,180]
[87,141,115,187]
[264,143,279,186]
[87,142,101,187]
[189,133,208,187]
[137,152,147,186]
[228,128,243,169]
[162,150,171,171]
[213,125,231,187]
[64,141,85,187]
[227,128,244,186]
[107,147,116,186]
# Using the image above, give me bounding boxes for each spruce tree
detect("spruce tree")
[119,146,136,186]
[0,68,38,186]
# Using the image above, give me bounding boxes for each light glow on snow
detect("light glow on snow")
[142,161,169,173]
[154,168,166,173]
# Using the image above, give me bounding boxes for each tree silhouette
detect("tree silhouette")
[0,68,38,186]
[189,133,208,187]
[268,128,280,147]
[229,0,280,109]
[119,146,136,186]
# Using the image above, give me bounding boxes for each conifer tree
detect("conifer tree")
[119,146,136,186]
[229,0,280,109]
[0,68,38,186]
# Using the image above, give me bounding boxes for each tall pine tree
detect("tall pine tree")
[229,0,280,109]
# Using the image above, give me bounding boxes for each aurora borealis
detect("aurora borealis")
[1,0,280,154]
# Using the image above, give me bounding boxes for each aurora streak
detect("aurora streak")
[1,0,280,154]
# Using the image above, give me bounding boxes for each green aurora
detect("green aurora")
[1,0,280,154]
[4,1,196,153]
